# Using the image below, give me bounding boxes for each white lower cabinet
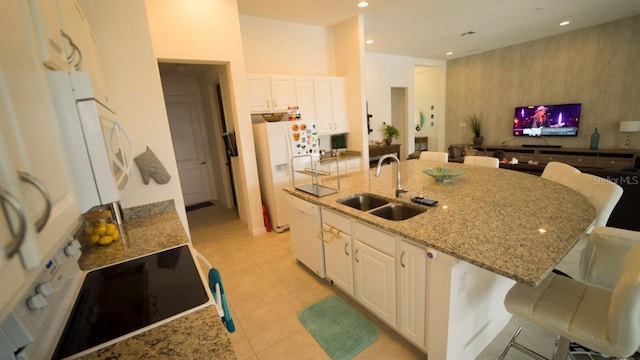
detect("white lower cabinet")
[321,208,354,296]
[353,240,397,326]
[315,204,514,358]
[398,240,427,349]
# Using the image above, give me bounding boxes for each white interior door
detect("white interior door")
[165,94,213,206]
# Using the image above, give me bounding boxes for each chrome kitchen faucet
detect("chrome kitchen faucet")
[374,154,408,198]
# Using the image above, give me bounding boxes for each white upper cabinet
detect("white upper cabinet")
[1,0,81,317]
[247,75,295,113]
[249,74,348,134]
[314,76,348,135]
[27,0,109,104]
[294,76,316,122]
[330,77,348,134]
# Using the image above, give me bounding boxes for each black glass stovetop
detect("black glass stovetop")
[53,245,209,359]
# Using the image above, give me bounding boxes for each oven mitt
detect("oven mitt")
[134,147,171,185]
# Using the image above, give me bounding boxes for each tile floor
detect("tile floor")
[186,202,632,360]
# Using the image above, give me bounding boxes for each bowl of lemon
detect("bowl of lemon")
[422,167,464,183]
[84,210,120,246]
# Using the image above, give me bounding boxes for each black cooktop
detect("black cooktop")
[53,245,209,359]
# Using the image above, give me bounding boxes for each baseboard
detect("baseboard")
[462,312,513,359]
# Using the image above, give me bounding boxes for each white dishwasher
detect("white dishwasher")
[287,194,325,278]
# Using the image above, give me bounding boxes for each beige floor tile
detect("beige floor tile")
[284,280,334,313]
[353,333,424,360]
[267,263,318,296]
[229,276,284,319]
[239,301,303,352]
[228,323,257,360]
[256,328,330,360]
[221,260,267,292]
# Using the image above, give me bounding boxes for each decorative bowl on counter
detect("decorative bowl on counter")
[262,113,285,122]
[423,167,464,183]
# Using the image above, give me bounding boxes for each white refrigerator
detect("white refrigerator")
[253,120,319,232]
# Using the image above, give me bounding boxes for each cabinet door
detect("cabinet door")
[354,240,397,326]
[314,77,333,134]
[295,76,316,122]
[26,0,72,70]
[330,77,348,133]
[247,75,272,112]
[1,2,80,268]
[399,240,427,348]
[323,227,354,296]
[269,76,295,112]
[59,1,109,104]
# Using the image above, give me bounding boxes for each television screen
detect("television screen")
[513,103,581,136]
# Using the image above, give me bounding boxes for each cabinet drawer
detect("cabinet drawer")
[321,208,351,234]
[353,221,396,256]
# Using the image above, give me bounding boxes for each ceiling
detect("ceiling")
[236,0,640,60]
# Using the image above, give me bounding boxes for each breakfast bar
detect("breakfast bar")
[286,160,595,286]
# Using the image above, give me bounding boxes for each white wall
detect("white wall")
[144,0,265,235]
[365,53,446,158]
[240,16,335,75]
[79,0,189,232]
[415,66,446,151]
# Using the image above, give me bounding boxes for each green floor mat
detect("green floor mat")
[298,296,378,360]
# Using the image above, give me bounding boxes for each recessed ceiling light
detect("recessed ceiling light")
[357,1,369,8]
[365,39,374,45]
[446,51,453,56]
[559,20,571,26]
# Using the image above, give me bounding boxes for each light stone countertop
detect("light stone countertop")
[76,200,236,360]
[284,160,595,287]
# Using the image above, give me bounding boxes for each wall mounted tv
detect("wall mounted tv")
[513,103,581,136]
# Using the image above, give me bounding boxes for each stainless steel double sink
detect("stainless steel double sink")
[337,193,425,221]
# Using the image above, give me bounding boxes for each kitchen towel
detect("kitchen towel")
[134,146,171,185]
[298,296,378,360]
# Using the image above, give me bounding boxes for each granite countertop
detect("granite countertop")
[284,160,595,287]
[76,200,236,360]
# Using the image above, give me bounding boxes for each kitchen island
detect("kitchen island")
[76,200,236,360]
[285,160,594,286]
[284,160,594,359]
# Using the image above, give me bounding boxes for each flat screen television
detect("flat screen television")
[513,103,581,136]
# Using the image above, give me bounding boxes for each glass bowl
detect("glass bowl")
[422,167,464,183]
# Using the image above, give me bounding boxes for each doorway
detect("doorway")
[158,62,237,212]
[390,87,408,160]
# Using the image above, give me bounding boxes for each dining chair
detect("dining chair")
[419,151,449,163]
[500,228,640,360]
[541,161,581,187]
[565,172,623,233]
[463,155,499,168]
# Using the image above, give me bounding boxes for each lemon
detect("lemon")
[94,225,107,236]
[105,223,117,235]
[89,234,100,244]
[111,229,120,240]
[86,226,94,235]
[98,235,114,245]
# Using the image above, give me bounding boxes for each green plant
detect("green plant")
[466,114,482,137]
[382,124,400,140]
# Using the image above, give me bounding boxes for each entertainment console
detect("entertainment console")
[480,145,638,169]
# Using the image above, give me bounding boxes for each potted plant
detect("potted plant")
[382,124,400,146]
[466,114,483,146]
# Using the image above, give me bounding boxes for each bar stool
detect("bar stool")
[419,151,449,163]
[501,228,640,360]
[541,161,581,187]
[463,155,499,168]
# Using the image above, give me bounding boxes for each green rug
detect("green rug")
[298,296,378,360]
